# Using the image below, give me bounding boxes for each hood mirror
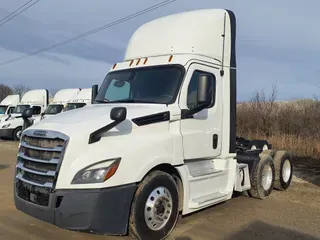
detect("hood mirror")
[110,107,127,122]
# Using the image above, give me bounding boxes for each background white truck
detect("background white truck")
[0,89,48,141]
[41,88,80,120]
[21,88,81,131]
[0,94,19,119]
[14,9,293,240]
[63,88,92,111]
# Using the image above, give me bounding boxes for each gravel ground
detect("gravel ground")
[0,141,319,240]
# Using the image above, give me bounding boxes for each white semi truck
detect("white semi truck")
[41,88,80,120]
[21,88,81,131]
[0,89,48,141]
[0,94,20,118]
[63,88,92,111]
[14,9,293,240]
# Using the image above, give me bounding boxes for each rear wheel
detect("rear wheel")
[129,171,179,240]
[273,151,293,191]
[13,127,22,141]
[248,154,275,199]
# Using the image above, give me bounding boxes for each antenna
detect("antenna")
[220,12,227,77]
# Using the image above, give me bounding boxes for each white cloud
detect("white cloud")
[1,0,320,100]
[0,47,111,91]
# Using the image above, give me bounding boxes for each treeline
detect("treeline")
[237,86,320,159]
[0,84,30,101]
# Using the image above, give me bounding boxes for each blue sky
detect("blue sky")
[0,0,319,101]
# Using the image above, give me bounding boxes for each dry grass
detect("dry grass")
[244,133,320,159]
[237,86,320,160]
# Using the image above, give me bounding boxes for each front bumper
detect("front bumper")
[14,183,137,235]
[0,128,14,138]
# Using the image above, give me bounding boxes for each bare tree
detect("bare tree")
[0,84,13,102]
[13,84,30,98]
[249,84,278,136]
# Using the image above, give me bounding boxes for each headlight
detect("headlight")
[71,158,121,184]
[1,124,11,128]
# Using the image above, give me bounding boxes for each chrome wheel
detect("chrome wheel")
[262,164,273,191]
[16,129,22,140]
[282,159,291,183]
[144,186,173,231]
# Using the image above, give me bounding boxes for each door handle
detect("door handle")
[213,134,218,149]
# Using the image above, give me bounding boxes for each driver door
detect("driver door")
[179,63,222,160]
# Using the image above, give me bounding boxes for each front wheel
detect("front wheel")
[13,127,22,141]
[129,170,179,240]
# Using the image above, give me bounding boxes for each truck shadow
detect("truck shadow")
[0,164,10,170]
[292,157,320,186]
[174,220,320,240]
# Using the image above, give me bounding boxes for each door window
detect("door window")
[187,70,216,109]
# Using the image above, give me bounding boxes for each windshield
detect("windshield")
[0,105,8,114]
[63,102,86,111]
[13,105,30,114]
[44,104,64,115]
[95,65,184,104]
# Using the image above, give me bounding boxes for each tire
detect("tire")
[248,154,275,200]
[129,170,179,240]
[13,127,22,141]
[273,151,293,191]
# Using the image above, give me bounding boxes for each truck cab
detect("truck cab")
[0,89,49,140]
[0,94,19,120]
[63,88,92,112]
[14,9,293,240]
[41,88,80,120]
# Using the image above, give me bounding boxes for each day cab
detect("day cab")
[14,9,292,240]
[0,89,48,141]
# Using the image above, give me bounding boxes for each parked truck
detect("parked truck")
[14,9,293,240]
[20,88,81,132]
[40,88,80,120]
[63,88,92,111]
[0,89,48,141]
[0,94,19,119]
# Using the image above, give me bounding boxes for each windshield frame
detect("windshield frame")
[13,104,31,114]
[63,102,87,112]
[44,104,64,115]
[0,105,8,114]
[94,64,185,105]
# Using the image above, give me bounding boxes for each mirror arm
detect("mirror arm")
[181,101,210,119]
[88,119,123,144]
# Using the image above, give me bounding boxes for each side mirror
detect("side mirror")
[91,84,98,104]
[110,107,127,122]
[197,74,211,105]
[22,108,33,119]
[181,74,212,119]
[22,108,34,130]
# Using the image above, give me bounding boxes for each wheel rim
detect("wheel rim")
[251,145,257,150]
[262,144,268,150]
[16,130,21,140]
[144,186,173,231]
[282,159,291,183]
[261,164,273,191]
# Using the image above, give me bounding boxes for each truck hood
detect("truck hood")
[28,103,169,137]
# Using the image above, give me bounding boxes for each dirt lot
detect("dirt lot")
[0,140,319,240]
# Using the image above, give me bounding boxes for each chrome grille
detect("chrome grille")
[15,129,69,206]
